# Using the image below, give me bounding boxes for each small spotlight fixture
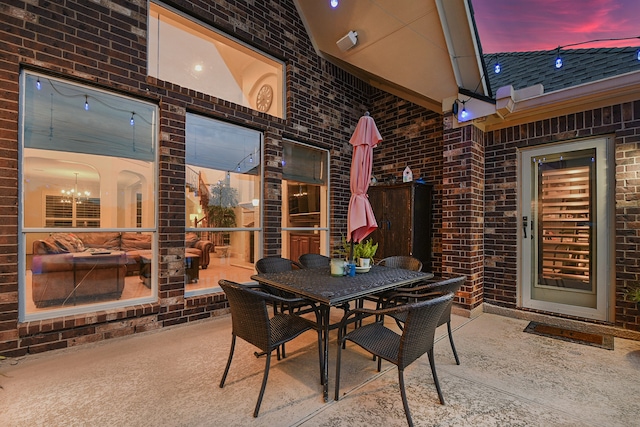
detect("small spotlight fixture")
[130,113,135,126]
[84,95,89,111]
[494,63,501,74]
[637,49,640,61]
[330,0,338,7]
[36,78,41,90]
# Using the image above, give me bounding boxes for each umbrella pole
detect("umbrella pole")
[349,233,355,263]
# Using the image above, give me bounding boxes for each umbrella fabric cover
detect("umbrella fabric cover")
[347,114,382,243]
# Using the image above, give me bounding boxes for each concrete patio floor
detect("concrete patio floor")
[2,309,640,426]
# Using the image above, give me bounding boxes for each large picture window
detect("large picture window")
[148,2,285,118]
[185,114,263,296]
[20,71,158,321]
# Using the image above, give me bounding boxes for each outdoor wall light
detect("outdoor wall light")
[330,0,338,8]
[452,100,469,121]
[494,63,501,74]
[460,102,469,120]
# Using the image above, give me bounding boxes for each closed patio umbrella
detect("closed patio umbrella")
[347,112,382,260]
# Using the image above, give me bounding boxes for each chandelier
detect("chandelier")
[61,173,90,204]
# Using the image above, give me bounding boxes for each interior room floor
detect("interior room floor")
[2,310,639,426]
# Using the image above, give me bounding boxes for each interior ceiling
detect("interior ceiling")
[293,0,487,113]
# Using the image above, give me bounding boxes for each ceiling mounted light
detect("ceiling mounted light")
[330,0,338,8]
[336,30,358,52]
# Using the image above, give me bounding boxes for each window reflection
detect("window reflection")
[185,114,262,294]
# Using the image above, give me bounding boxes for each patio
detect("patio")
[2,309,639,426]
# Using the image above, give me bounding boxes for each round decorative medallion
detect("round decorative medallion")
[256,84,273,112]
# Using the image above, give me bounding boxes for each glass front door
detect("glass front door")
[519,138,613,320]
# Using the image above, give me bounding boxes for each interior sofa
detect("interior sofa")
[31,232,213,308]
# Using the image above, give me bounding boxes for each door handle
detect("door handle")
[530,218,534,239]
[522,216,528,239]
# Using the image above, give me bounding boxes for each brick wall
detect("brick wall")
[0,0,378,356]
[484,102,640,331]
[369,92,444,272]
[442,124,485,310]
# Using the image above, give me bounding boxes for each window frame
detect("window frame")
[18,70,159,322]
[184,113,264,297]
[148,1,286,118]
[281,139,331,259]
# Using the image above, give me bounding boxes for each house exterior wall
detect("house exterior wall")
[483,102,640,332]
[0,0,379,357]
[369,91,444,272]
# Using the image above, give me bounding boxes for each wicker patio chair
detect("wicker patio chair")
[218,279,322,418]
[334,292,454,427]
[255,256,303,273]
[254,256,316,357]
[375,255,423,272]
[365,256,425,323]
[383,275,466,365]
[298,253,330,269]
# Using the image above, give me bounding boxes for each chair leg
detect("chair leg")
[427,348,445,405]
[219,334,236,388]
[334,335,344,400]
[447,321,460,365]
[398,369,414,427]
[254,352,272,418]
[317,328,324,385]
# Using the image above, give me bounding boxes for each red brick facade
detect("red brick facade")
[0,0,371,356]
[1,1,638,357]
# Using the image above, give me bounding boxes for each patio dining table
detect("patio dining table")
[251,265,434,401]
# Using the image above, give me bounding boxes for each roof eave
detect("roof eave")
[466,70,640,131]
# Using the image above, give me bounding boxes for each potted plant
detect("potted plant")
[353,238,378,268]
[625,283,640,310]
[336,236,378,268]
[208,181,238,246]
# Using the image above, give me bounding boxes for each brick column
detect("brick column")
[442,118,485,314]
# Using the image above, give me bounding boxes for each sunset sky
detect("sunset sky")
[472,0,640,53]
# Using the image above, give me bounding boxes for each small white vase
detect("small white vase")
[358,258,371,268]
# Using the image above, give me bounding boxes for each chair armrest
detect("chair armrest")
[193,240,213,269]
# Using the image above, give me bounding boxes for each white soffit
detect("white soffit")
[294,0,485,113]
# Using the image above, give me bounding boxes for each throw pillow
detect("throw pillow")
[50,233,85,253]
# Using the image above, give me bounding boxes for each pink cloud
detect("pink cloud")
[473,0,640,52]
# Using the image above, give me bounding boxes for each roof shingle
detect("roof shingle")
[484,47,640,98]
